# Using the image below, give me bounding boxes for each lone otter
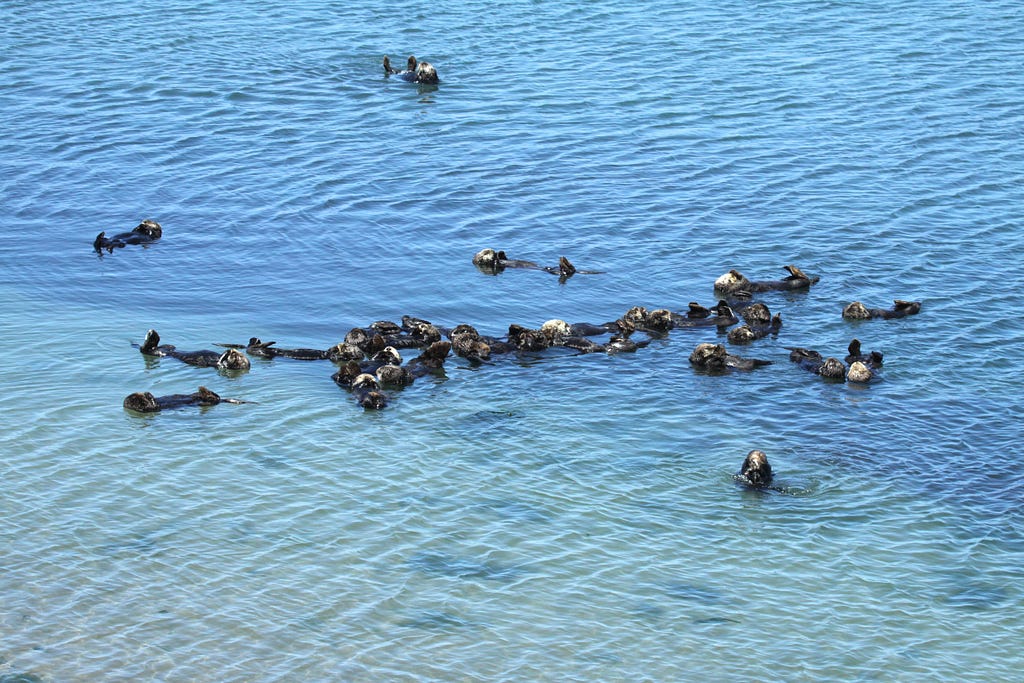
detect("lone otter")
[383,55,439,84]
[736,449,773,488]
[472,249,598,280]
[842,300,922,320]
[714,265,819,295]
[123,385,250,413]
[138,329,250,371]
[94,219,162,253]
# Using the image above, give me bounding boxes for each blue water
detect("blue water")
[3,0,1024,680]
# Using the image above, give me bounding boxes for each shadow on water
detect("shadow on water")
[407,550,525,582]
[397,609,478,630]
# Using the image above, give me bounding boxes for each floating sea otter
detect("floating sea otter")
[123,385,251,413]
[842,300,922,320]
[736,449,773,488]
[138,329,250,371]
[383,55,439,84]
[787,347,846,380]
[472,249,600,282]
[689,343,772,372]
[713,265,819,295]
[726,303,782,344]
[94,219,162,254]
[243,338,330,361]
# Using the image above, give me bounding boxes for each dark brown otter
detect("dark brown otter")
[383,55,439,84]
[788,348,846,380]
[737,449,773,488]
[123,385,250,413]
[842,300,922,320]
[714,265,819,295]
[94,219,162,253]
[245,338,329,361]
[844,339,884,368]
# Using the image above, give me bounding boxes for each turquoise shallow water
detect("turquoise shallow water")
[2,1,1024,680]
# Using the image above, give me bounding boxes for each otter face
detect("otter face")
[740,449,772,487]
[358,390,388,410]
[714,269,749,293]
[376,364,412,386]
[472,249,499,267]
[842,301,872,320]
[140,329,162,355]
[328,343,364,362]
[372,346,402,366]
[646,309,673,331]
[623,306,648,325]
[136,219,162,239]
[351,373,381,391]
[123,391,160,412]
[689,342,727,369]
[218,349,251,371]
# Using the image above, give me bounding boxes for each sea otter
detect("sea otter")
[713,265,819,295]
[138,329,251,370]
[350,373,388,410]
[689,343,772,372]
[736,449,773,488]
[123,385,250,413]
[842,300,922,320]
[383,55,439,84]
[726,312,782,344]
[94,219,162,253]
[245,338,330,360]
[472,249,597,280]
[507,324,550,352]
[668,301,739,328]
[788,348,846,379]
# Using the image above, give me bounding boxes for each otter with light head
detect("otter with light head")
[714,265,819,295]
[123,385,251,413]
[842,300,921,320]
[138,329,250,371]
[689,342,772,372]
[94,219,162,254]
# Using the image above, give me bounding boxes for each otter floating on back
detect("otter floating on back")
[472,249,597,282]
[94,219,162,254]
[714,265,819,295]
[842,300,921,320]
[383,55,439,84]
[138,329,250,371]
[123,386,251,413]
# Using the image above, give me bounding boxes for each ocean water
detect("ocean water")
[2,0,1024,680]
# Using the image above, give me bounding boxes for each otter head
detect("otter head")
[714,269,750,293]
[726,325,756,344]
[842,301,872,320]
[328,342,364,362]
[140,329,162,355]
[370,320,402,336]
[623,306,648,325]
[846,361,874,383]
[359,390,388,410]
[739,449,773,487]
[818,357,847,379]
[689,342,727,370]
[472,248,503,273]
[415,61,439,84]
[351,373,381,391]
[135,219,162,239]
[741,303,771,326]
[372,346,402,366]
[218,349,251,371]
[195,386,222,405]
[376,364,412,386]
[540,319,571,342]
[646,309,674,332]
[123,391,160,413]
